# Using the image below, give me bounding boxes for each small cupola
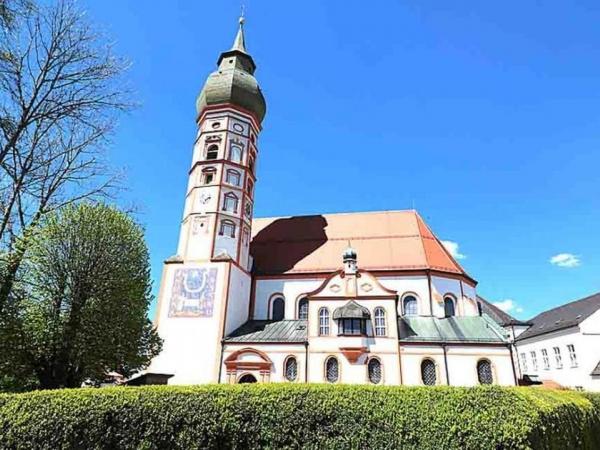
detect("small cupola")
[343,245,358,274]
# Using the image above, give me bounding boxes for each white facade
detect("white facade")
[514,309,600,391]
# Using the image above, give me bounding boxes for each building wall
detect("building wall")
[254,274,481,322]
[150,261,230,385]
[515,311,600,391]
[221,344,306,383]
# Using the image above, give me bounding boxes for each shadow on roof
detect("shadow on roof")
[250,215,328,275]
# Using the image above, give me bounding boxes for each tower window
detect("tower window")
[325,357,339,383]
[244,202,252,218]
[319,307,330,336]
[477,359,493,384]
[206,144,219,160]
[444,297,456,317]
[247,178,254,195]
[229,144,243,163]
[421,359,437,386]
[201,167,216,184]
[226,169,241,186]
[403,295,418,316]
[223,193,239,213]
[297,298,308,320]
[367,358,382,384]
[248,156,255,174]
[219,220,236,238]
[271,297,285,321]
[374,307,386,336]
[284,357,298,382]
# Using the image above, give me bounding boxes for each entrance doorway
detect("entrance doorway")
[238,374,257,384]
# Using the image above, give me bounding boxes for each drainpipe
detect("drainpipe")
[442,344,450,385]
[304,341,309,383]
[218,340,225,384]
[508,343,518,386]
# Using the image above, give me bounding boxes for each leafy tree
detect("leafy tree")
[0,0,132,315]
[0,203,161,390]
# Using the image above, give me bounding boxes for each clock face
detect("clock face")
[199,193,211,205]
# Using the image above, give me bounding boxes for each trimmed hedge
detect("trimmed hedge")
[0,385,599,449]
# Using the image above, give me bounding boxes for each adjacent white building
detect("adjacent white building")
[512,293,600,392]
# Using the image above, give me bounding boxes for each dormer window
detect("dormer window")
[206,144,219,160]
[338,319,366,336]
[333,301,369,337]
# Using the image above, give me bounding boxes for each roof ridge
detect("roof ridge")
[253,209,417,221]
[531,291,600,318]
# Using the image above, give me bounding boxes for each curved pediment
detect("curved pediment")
[307,270,397,300]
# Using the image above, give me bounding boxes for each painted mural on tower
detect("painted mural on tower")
[169,267,218,317]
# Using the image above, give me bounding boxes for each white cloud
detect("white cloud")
[441,240,465,260]
[492,299,523,314]
[549,253,580,268]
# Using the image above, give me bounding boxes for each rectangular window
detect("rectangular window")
[520,353,528,373]
[319,310,329,336]
[338,319,365,336]
[541,349,550,370]
[553,347,562,369]
[530,351,538,371]
[567,344,577,368]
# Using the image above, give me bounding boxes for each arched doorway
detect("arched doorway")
[238,374,257,384]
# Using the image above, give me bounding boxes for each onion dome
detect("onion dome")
[196,16,266,123]
[342,246,357,262]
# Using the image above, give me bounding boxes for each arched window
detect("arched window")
[298,298,308,320]
[284,357,297,382]
[247,178,254,195]
[477,359,493,384]
[403,295,418,316]
[226,169,241,186]
[223,193,239,213]
[374,307,386,336]
[219,220,236,238]
[325,357,339,383]
[249,156,255,174]
[368,358,382,384]
[206,144,219,160]
[421,359,437,386]
[229,144,243,163]
[201,167,216,184]
[319,308,330,336]
[444,297,456,317]
[271,297,285,321]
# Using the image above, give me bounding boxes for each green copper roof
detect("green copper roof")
[196,17,266,123]
[333,300,370,320]
[225,320,307,343]
[398,315,509,343]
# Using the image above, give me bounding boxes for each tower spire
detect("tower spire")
[231,13,247,53]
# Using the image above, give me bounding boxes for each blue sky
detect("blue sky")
[81,0,600,319]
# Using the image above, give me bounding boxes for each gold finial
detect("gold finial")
[239,3,245,25]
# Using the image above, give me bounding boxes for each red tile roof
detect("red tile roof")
[250,210,471,280]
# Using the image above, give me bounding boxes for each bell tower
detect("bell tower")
[149,16,266,384]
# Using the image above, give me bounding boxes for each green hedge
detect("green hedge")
[0,385,599,449]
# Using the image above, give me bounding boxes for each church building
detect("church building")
[146,17,517,387]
